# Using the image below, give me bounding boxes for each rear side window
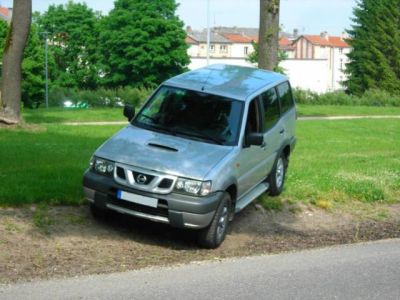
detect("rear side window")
[261,88,280,131]
[277,82,294,114]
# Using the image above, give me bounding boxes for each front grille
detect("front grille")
[158,178,174,189]
[131,171,155,185]
[109,196,168,218]
[116,167,126,179]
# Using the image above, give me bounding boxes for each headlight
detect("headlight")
[91,157,114,176]
[174,178,212,196]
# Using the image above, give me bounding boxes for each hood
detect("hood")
[95,125,233,180]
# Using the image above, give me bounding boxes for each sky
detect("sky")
[1,0,358,35]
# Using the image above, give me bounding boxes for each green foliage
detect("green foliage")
[246,40,288,74]
[345,0,400,95]
[48,86,151,107]
[0,19,8,57]
[98,0,189,88]
[293,88,400,106]
[22,24,46,108]
[37,1,101,89]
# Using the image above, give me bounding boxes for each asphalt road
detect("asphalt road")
[1,239,400,300]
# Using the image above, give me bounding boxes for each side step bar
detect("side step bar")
[235,182,269,213]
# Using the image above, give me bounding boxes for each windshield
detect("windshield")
[133,86,243,146]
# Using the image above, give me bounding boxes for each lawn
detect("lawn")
[1,118,399,208]
[23,107,125,123]
[0,124,124,205]
[296,104,400,117]
[22,105,400,124]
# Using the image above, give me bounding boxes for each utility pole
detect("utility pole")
[206,0,210,66]
[44,31,49,108]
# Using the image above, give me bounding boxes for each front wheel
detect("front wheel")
[198,193,230,249]
[268,153,288,196]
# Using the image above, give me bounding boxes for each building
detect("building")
[186,27,295,69]
[186,27,351,93]
[291,32,351,90]
[0,6,11,22]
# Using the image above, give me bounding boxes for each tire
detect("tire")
[90,203,108,219]
[268,152,288,196]
[198,193,230,249]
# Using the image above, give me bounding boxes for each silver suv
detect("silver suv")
[83,64,296,248]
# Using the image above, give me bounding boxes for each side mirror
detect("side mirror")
[245,132,264,147]
[123,105,135,121]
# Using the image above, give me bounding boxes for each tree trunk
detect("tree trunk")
[0,0,32,125]
[258,0,280,71]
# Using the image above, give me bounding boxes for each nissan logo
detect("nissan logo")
[136,174,147,184]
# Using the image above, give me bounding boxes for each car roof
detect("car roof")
[164,64,287,101]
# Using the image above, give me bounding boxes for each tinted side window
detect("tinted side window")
[246,98,262,133]
[261,88,280,131]
[277,82,294,114]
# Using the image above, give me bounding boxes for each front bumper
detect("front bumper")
[83,170,223,229]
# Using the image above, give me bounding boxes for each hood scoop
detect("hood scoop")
[147,143,179,152]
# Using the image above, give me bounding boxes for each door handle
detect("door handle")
[279,129,285,135]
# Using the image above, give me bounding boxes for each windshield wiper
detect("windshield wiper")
[173,126,225,145]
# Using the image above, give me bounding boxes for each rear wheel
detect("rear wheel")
[198,193,230,249]
[268,153,288,196]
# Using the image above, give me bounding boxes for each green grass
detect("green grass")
[23,107,126,124]
[297,104,400,117]
[0,117,399,209]
[0,124,124,205]
[281,119,400,206]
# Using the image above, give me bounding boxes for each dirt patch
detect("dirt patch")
[0,203,399,284]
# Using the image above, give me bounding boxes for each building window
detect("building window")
[210,44,215,52]
[220,45,227,53]
[244,46,249,55]
[339,48,343,54]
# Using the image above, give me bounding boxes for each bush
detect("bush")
[48,86,152,108]
[293,88,400,107]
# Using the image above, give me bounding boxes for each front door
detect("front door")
[235,97,267,199]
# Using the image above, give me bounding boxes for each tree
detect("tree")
[99,0,189,88]
[258,0,280,70]
[21,23,45,108]
[345,0,400,95]
[37,1,100,89]
[0,0,32,124]
[247,40,288,74]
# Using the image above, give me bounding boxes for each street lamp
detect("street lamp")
[206,0,210,65]
[40,31,49,109]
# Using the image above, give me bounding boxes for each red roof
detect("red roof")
[221,33,255,43]
[302,35,350,48]
[0,7,9,17]
[185,35,198,45]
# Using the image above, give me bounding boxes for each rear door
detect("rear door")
[276,82,296,141]
[260,87,284,174]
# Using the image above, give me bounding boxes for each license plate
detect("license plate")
[117,190,158,208]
